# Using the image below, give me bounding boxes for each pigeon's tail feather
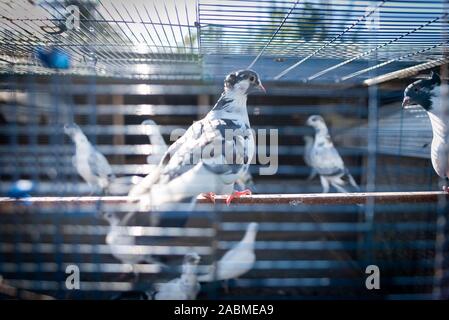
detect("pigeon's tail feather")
[335,170,360,192]
[331,182,349,194]
[196,273,214,282]
[128,166,162,197]
[306,169,317,181]
[347,173,360,191]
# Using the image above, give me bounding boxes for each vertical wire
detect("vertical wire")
[274,0,386,80]
[49,71,64,296]
[433,0,449,300]
[10,68,23,292]
[364,7,380,266]
[195,0,201,53]
[247,0,300,70]
[164,2,181,56]
[174,1,187,56]
[133,4,158,55]
[153,3,176,55]
[185,0,194,55]
[142,4,170,60]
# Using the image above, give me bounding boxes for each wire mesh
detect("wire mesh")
[0,0,448,300]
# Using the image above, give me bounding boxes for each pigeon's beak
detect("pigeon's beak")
[257,83,266,93]
[402,96,412,108]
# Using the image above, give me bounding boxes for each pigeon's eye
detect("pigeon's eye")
[249,76,255,82]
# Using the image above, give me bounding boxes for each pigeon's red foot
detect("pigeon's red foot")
[226,189,252,206]
[201,192,216,204]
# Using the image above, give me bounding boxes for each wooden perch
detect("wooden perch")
[0,276,54,300]
[0,192,447,212]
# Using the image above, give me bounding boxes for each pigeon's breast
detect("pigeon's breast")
[428,112,449,178]
[431,137,449,178]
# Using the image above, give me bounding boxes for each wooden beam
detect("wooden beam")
[0,192,447,212]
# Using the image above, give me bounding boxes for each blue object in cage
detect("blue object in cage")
[36,47,70,70]
[7,180,35,199]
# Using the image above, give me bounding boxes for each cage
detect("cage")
[0,0,448,300]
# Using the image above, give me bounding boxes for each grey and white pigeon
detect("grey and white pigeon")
[152,252,201,300]
[64,123,115,194]
[403,72,449,192]
[306,115,359,193]
[303,135,317,180]
[102,211,164,275]
[197,222,258,282]
[129,70,265,209]
[142,119,168,165]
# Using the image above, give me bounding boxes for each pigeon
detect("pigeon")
[129,70,265,210]
[306,115,359,193]
[102,211,164,276]
[143,119,257,199]
[142,119,168,165]
[64,123,115,195]
[402,72,449,192]
[152,252,201,300]
[197,222,258,283]
[303,135,317,180]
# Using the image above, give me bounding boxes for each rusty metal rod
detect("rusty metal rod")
[0,192,447,210]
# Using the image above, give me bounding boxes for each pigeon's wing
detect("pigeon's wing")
[304,142,313,166]
[311,138,346,176]
[129,118,251,199]
[88,148,114,179]
[159,118,251,186]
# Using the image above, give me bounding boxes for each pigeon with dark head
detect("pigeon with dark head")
[129,70,265,211]
[403,72,449,192]
[306,115,359,194]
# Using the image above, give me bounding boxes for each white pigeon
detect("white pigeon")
[102,211,164,275]
[197,222,258,282]
[303,135,317,180]
[64,123,115,194]
[306,115,359,194]
[129,70,265,210]
[142,119,168,165]
[403,72,449,192]
[152,252,201,300]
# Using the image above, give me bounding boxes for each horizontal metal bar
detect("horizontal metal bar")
[0,259,435,274]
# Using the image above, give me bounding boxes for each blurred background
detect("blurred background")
[0,0,448,300]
